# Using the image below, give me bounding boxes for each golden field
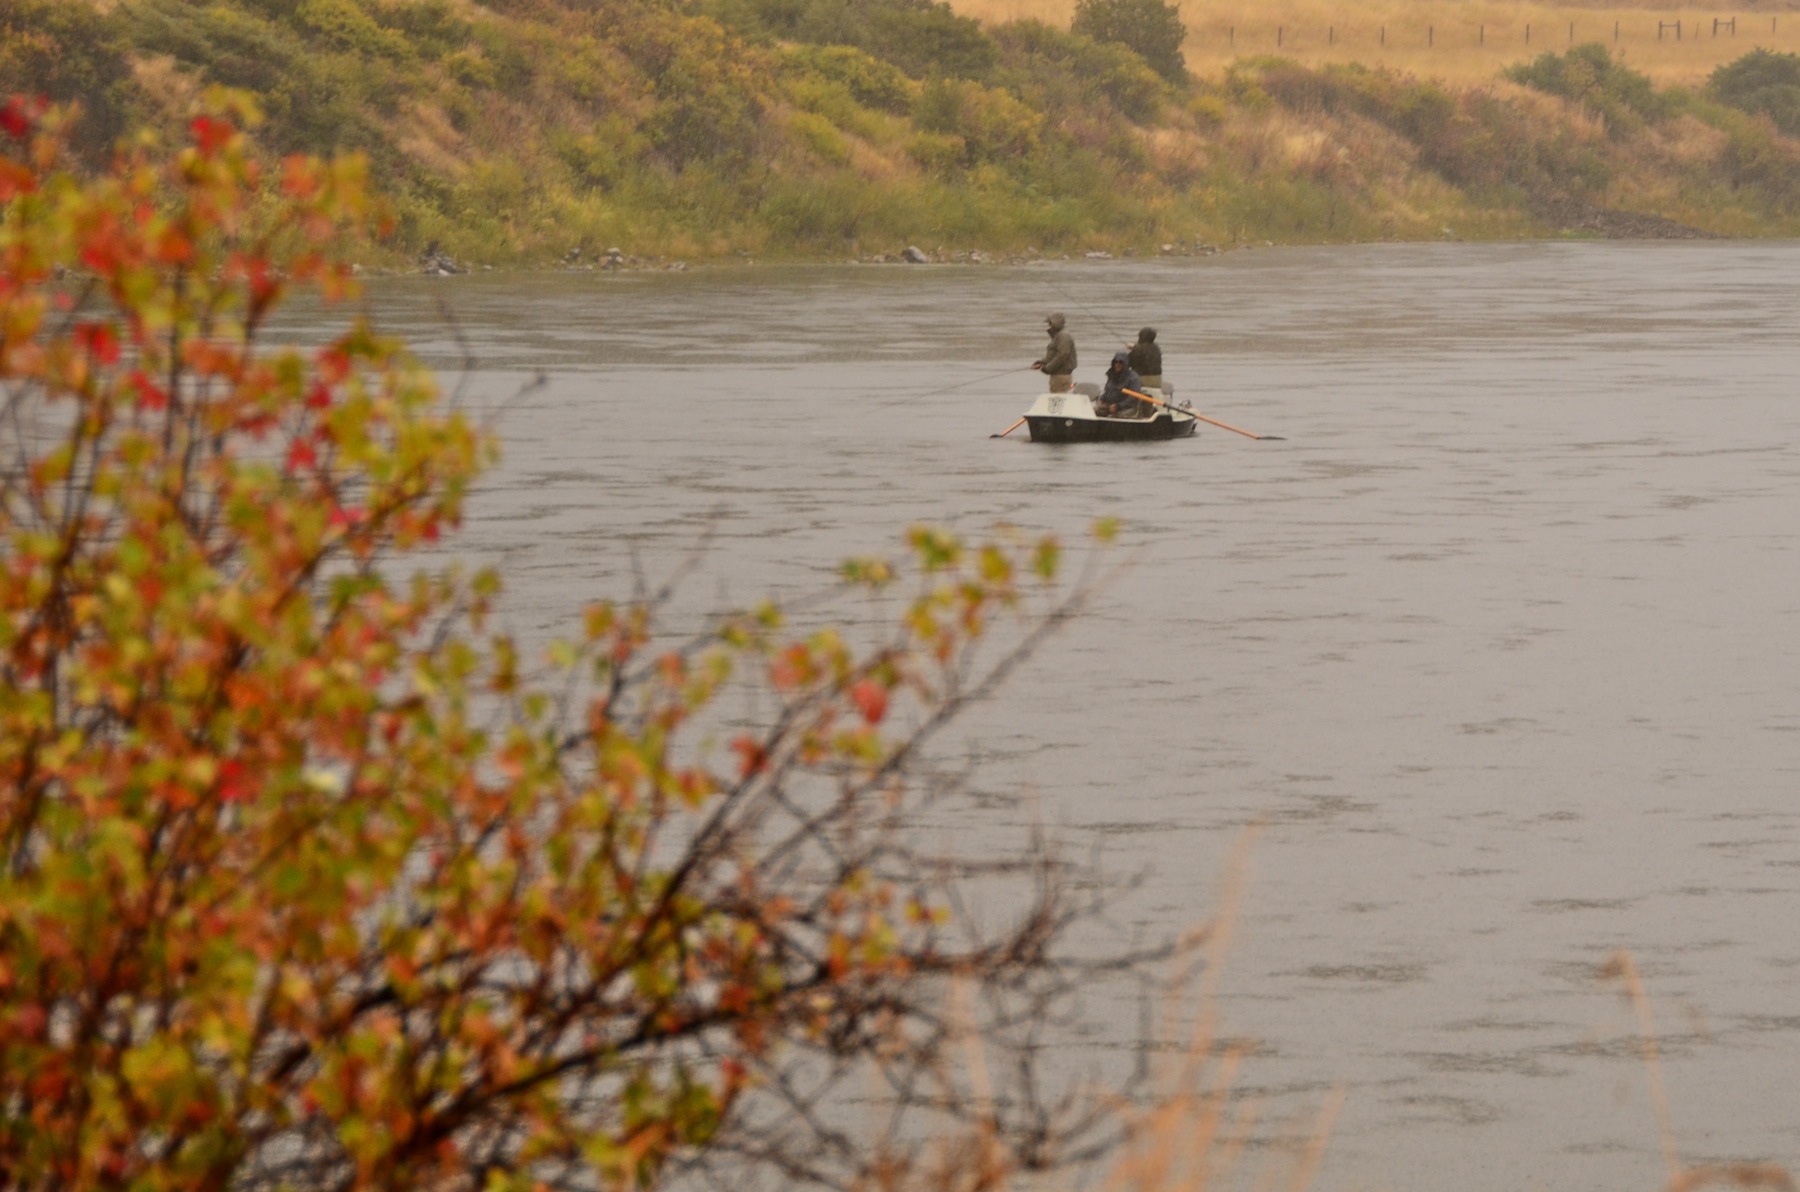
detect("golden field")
[948,0,1800,84]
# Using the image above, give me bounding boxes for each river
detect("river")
[330,242,1800,1192]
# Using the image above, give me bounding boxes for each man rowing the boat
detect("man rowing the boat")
[1127,327,1162,392]
[1097,351,1147,418]
[1031,312,1077,393]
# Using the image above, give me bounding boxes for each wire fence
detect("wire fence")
[1184,12,1796,69]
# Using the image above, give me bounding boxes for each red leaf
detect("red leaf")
[286,440,317,473]
[304,382,331,410]
[190,115,234,154]
[74,322,121,366]
[849,679,888,725]
[218,760,252,804]
[316,347,353,385]
[130,370,168,412]
[0,96,42,141]
[731,735,767,780]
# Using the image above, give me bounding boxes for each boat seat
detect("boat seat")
[1072,382,1101,397]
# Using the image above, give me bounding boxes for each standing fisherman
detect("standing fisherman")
[1031,312,1077,393]
[1127,327,1162,392]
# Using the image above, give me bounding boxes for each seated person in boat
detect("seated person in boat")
[1096,351,1148,418]
[1031,312,1077,393]
[1127,327,1162,392]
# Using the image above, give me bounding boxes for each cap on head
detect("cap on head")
[1138,327,1156,341]
[1046,312,1066,331]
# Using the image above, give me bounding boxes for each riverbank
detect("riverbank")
[9,0,1800,267]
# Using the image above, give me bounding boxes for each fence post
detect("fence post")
[1277,25,1283,47]
[1525,22,1531,44]
[1480,24,1485,45]
[1380,25,1385,47]
[1328,25,1334,46]
[1614,20,1620,43]
[1428,24,1434,47]
[1568,21,1575,44]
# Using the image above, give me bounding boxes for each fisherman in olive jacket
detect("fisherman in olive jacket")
[1127,327,1162,391]
[1031,312,1077,393]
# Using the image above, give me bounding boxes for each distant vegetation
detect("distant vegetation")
[3,0,1800,264]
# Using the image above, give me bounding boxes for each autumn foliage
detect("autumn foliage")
[0,99,1126,1190]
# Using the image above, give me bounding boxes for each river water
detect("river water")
[337,243,1799,1192]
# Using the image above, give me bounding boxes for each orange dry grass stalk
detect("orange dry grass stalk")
[1100,829,1343,1192]
[945,0,1800,85]
[859,827,1339,1192]
[1600,951,1798,1192]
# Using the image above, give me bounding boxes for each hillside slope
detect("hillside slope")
[3,0,1798,265]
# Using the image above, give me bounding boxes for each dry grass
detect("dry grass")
[1600,951,1798,1192]
[947,0,1800,85]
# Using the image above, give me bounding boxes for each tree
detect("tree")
[1070,0,1186,86]
[0,97,1156,1189]
[1710,48,1800,137]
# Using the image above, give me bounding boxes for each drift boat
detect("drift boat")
[1022,383,1198,444]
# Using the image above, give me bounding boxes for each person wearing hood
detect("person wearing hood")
[1031,312,1077,393]
[1127,327,1162,392]
[1097,351,1145,418]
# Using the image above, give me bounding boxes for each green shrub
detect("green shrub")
[907,129,966,173]
[758,173,875,245]
[990,20,1166,123]
[1720,117,1800,208]
[369,0,473,58]
[714,0,996,81]
[0,0,135,157]
[295,0,411,59]
[444,48,497,89]
[915,77,1041,166]
[1070,0,1185,84]
[785,44,916,113]
[1709,48,1800,136]
[128,0,301,94]
[1505,44,1668,136]
[786,109,851,164]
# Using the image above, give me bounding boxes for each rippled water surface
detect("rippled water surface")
[320,243,1800,1191]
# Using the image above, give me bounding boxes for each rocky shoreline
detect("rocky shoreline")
[379,219,1726,277]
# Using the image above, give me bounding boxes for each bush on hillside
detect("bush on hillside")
[0,0,135,158]
[915,76,1043,166]
[991,19,1168,124]
[707,0,997,80]
[1709,48,1800,136]
[1259,61,1612,201]
[784,43,917,113]
[1505,44,1668,136]
[1071,0,1186,84]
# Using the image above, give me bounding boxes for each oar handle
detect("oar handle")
[1124,389,1266,440]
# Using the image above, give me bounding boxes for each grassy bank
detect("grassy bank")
[3,0,1799,266]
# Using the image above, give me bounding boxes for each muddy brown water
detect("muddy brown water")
[302,242,1800,1191]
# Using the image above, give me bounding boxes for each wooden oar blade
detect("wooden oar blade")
[1124,389,1279,441]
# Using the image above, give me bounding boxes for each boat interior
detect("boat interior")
[1071,380,1178,422]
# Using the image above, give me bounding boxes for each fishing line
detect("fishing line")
[915,363,1033,399]
[1043,278,1131,349]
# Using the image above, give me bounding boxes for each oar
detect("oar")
[1124,389,1285,441]
[991,416,1026,438]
